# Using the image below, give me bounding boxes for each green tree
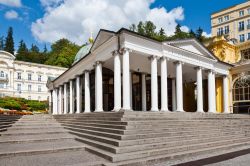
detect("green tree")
[137,21,145,35]
[196,27,203,42]
[0,36,4,50]
[129,24,136,32]
[156,28,167,41]
[4,27,15,55]
[43,45,48,53]
[30,44,40,53]
[144,21,156,38]
[16,40,29,61]
[175,24,182,35]
[189,30,196,38]
[45,39,81,68]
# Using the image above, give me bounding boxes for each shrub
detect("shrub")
[0,100,21,110]
[26,100,47,111]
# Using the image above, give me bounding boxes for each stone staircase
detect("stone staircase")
[0,115,21,132]
[0,114,107,166]
[54,111,250,165]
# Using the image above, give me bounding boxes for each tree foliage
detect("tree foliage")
[4,27,14,54]
[45,39,81,68]
[0,36,4,50]
[129,21,210,42]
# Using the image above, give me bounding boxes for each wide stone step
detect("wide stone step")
[0,149,107,166]
[0,133,76,143]
[113,141,250,165]
[12,122,59,127]
[63,124,248,139]
[0,139,85,157]
[8,126,63,130]
[1,129,68,136]
[87,137,250,162]
[60,121,250,132]
[76,134,247,154]
[0,124,12,129]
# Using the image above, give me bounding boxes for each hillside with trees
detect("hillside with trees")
[129,21,210,42]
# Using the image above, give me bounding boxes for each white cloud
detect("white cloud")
[0,0,22,7]
[32,0,187,44]
[4,10,19,19]
[202,32,211,38]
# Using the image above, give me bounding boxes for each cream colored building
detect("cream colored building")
[0,50,67,101]
[211,1,250,43]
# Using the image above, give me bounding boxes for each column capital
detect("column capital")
[120,47,132,54]
[173,61,184,65]
[93,61,104,67]
[194,66,204,70]
[148,55,159,61]
[160,56,170,61]
[223,74,229,78]
[112,50,120,56]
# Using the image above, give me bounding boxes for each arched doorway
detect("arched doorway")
[232,75,250,113]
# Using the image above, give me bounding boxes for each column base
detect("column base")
[160,109,170,112]
[120,109,133,112]
[196,110,204,113]
[84,110,91,113]
[176,109,185,112]
[94,109,104,112]
[151,109,159,112]
[208,110,217,113]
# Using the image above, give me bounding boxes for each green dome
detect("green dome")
[73,43,92,64]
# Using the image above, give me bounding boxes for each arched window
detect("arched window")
[233,76,250,102]
[0,71,4,77]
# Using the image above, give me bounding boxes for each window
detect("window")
[38,85,42,92]
[17,73,21,80]
[224,25,230,34]
[217,27,224,36]
[17,83,21,91]
[28,73,32,80]
[28,84,32,91]
[239,34,245,42]
[239,10,244,17]
[218,17,223,23]
[38,75,42,82]
[239,21,245,31]
[241,48,250,60]
[224,15,229,21]
[247,19,250,29]
[248,33,250,40]
[0,83,5,89]
[0,71,4,77]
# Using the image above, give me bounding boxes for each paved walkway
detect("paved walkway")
[206,153,250,166]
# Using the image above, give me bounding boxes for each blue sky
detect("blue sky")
[0,0,247,51]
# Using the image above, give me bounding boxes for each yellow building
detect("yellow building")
[208,1,250,113]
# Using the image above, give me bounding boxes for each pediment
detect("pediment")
[0,50,15,60]
[164,39,217,60]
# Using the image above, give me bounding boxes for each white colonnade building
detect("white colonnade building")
[47,28,232,114]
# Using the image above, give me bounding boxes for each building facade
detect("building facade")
[0,51,67,101]
[48,28,231,114]
[211,1,250,42]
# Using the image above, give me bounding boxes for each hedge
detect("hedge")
[0,97,48,111]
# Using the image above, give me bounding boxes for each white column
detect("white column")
[223,75,229,113]
[76,76,81,113]
[113,51,121,111]
[84,71,91,113]
[208,70,216,113]
[69,80,74,114]
[150,56,159,111]
[160,57,169,112]
[172,78,176,112]
[122,48,131,110]
[175,61,184,112]
[64,83,68,114]
[196,67,204,112]
[52,89,58,115]
[58,86,62,114]
[130,72,133,109]
[141,73,147,111]
[95,61,103,112]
